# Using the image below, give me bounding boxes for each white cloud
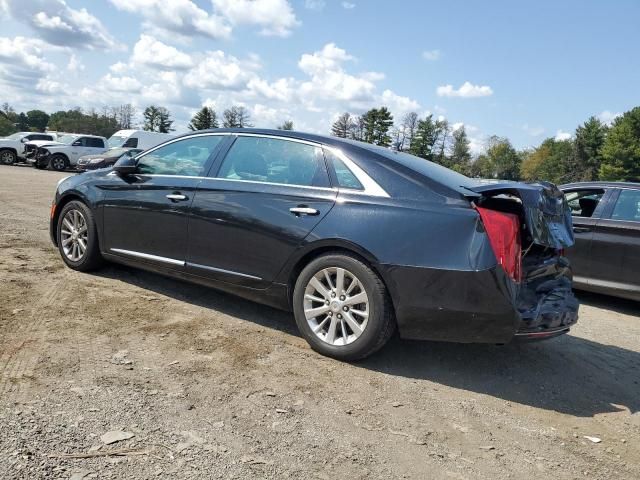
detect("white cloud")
[555,130,572,141]
[109,62,128,74]
[183,51,260,90]
[598,110,621,125]
[436,81,493,98]
[132,35,193,70]
[66,53,84,72]
[3,0,123,51]
[341,2,356,8]
[422,49,441,61]
[99,73,143,93]
[305,0,325,11]
[212,0,299,37]
[380,89,420,116]
[246,77,296,102]
[109,0,231,40]
[522,123,544,137]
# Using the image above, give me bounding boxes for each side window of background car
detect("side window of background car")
[217,136,330,188]
[72,137,86,146]
[122,137,138,148]
[87,138,105,148]
[137,136,223,176]
[564,189,605,218]
[611,189,640,222]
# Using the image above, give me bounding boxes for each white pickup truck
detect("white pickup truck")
[26,134,108,171]
[0,131,57,165]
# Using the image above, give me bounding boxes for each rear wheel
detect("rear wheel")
[50,154,68,171]
[293,253,395,361]
[0,149,16,165]
[57,201,103,271]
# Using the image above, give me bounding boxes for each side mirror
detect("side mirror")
[113,155,137,175]
[72,140,82,146]
[20,137,28,143]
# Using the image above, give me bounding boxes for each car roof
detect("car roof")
[560,181,640,190]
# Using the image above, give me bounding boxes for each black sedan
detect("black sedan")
[76,147,143,172]
[561,181,640,301]
[50,129,578,360]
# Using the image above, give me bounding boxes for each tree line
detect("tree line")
[330,105,640,182]
[3,99,638,182]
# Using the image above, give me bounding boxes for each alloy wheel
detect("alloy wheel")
[60,209,89,262]
[1,151,15,164]
[303,267,369,346]
[52,157,65,170]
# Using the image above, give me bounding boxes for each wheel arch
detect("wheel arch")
[51,191,91,247]
[282,239,396,314]
[0,147,18,154]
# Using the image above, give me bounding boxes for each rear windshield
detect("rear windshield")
[361,144,477,190]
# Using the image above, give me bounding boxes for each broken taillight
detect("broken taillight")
[476,206,522,282]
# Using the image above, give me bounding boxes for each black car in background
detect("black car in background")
[561,181,640,301]
[76,147,144,172]
[49,129,578,360]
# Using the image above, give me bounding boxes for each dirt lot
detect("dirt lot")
[1,165,639,479]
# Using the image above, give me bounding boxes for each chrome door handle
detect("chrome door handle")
[166,194,188,201]
[290,207,319,216]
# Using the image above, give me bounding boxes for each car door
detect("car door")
[68,137,93,164]
[563,187,609,284]
[588,188,640,296]
[102,134,226,267]
[186,134,337,287]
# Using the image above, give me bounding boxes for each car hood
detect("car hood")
[466,181,574,249]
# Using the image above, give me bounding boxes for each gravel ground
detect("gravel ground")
[1,165,639,480]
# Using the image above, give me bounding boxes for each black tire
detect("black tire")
[34,159,47,169]
[49,154,69,171]
[56,200,104,272]
[293,253,395,361]
[0,149,16,165]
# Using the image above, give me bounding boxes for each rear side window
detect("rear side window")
[564,189,604,217]
[122,137,138,148]
[611,189,640,222]
[137,135,223,176]
[324,149,363,190]
[28,134,53,141]
[217,136,330,188]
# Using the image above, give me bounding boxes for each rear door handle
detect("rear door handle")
[573,226,591,233]
[290,207,319,216]
[166,193,188,201]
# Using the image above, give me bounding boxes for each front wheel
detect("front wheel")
[0,149,16,165]
[293,253,395,361]
[57,201,103,271]
[50,154,68,171]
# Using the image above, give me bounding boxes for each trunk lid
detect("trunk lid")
[466,181,574,249]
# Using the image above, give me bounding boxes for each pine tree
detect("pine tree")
[331,112,353,138]
[450,126,471,174]
[409,114,439,161]
[600,107,640,181]
[189,106,219,131]
[361,107,393,146]
[570,116,607,181]
[143,106,174,133]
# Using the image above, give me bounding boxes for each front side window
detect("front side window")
[137,135,223,176]
[565,189,605,218]
[86,138,105,148]
[217,136,329,187]
[611,189,640,222]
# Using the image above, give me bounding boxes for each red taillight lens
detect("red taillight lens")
[476,207,522,282]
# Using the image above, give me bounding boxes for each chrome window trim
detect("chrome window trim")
[187,262,262,281]
[128,131,389,197]
[324,146,390,198]
[110,248,184,266]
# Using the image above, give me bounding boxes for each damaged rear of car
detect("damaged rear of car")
[470,182,578,340]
